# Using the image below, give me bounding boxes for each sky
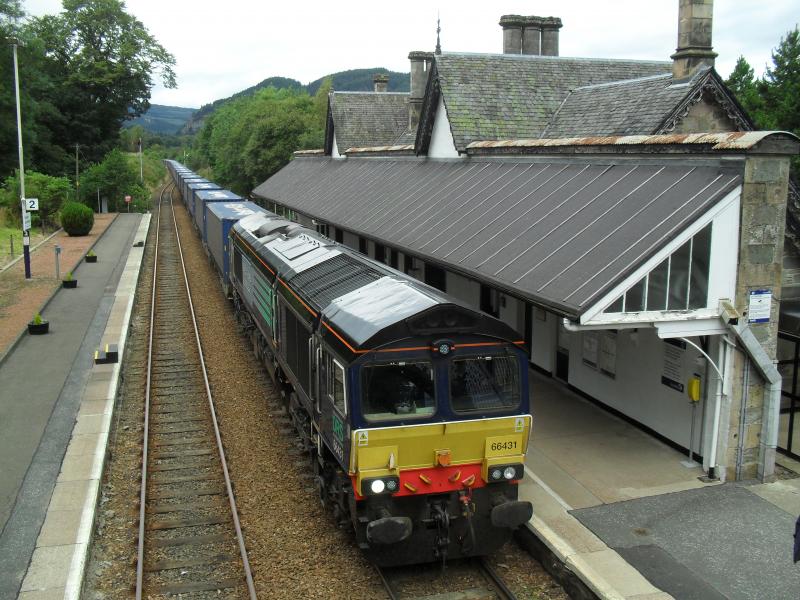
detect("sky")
[22,0,800,109]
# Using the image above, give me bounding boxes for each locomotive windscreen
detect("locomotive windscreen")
[361,361,436,422]
[449,355,521,413]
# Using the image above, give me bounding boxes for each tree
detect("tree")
[0,170,72,226]
[725,56,767,127]
[27,0,176,166]
[80,148,147,211]
[763,27,800,134]
[194,87,325,194]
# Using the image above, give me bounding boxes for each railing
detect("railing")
[777,330,800,460]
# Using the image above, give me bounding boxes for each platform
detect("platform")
[521,370,800,599]
[0,213,149,599]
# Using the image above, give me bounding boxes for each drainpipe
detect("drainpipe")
[679,335,731,480]
[726,322,782,481]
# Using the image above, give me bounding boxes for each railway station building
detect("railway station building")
[253,1,799,484]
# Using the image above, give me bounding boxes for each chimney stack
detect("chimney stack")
[408,51,433,129]
[373,73,389,93]
[500,15,562,56]
[671,0,717,79]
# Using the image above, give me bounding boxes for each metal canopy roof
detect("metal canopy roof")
[253,157,741,318]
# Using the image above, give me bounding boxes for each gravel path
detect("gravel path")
[0,213,116,356]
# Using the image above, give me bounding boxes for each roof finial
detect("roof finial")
[435,12,442,55]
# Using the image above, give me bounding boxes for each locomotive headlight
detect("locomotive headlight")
[362,476,400,496]
[487,464,523,483]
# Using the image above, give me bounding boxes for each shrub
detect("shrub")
[33,313,43,325]
[60,202,94,236]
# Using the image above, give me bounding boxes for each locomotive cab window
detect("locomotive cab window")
[361,361,435,422]
[450,355,520,413]
[320,349,346,415]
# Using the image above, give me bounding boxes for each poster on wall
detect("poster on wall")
[748,289,771,323]
[599,331,617,379]
[661,338,686,392]
[582,332,598,369]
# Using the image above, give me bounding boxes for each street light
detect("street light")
[11,36,31,279]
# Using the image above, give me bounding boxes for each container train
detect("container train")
[165,160,534,567]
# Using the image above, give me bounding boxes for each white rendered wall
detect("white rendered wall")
[446,271,480,309]
[342,231,359,251]
[429,95,460,159]
[531,309,557,373]
[332,132,341,158]
[566,326,704,450]
[499,294,522,334]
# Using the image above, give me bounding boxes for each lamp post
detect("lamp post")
[11,37,31,279]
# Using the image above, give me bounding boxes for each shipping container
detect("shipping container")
[206,201,266,292]
[194,189,242,239]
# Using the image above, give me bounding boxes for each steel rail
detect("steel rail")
[135,184,257,598]
[135,182,167,599]
[168,188,258,599]
[477,558,518,600]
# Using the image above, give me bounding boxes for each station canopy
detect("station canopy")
[253,156,741,321]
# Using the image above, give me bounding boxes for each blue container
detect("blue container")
[194,189,242,240]
[206,201,265,287]
[188,182,221,210]
[182,177,206,210]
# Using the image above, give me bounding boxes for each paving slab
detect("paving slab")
[0,214,142,600]
[571,483,800,600]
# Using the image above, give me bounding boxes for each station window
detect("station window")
[316,222,330,237]
[359,237,368,254]
[335,228,343,244]
[375,243,386,264]
[603,223,712,314]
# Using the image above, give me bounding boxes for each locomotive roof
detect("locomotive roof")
[232,211,521,351]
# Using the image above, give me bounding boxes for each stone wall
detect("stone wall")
[675,98,737,134]
[724,154,791,480]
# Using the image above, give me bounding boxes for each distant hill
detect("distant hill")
[181,68,409,134]
[124,105,197,135]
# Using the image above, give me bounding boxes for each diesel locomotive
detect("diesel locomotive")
[166,161,534,566]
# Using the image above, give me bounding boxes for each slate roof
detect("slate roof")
[542,68,712,138]
[328,92,409,153]
[432,53,671,151]
[253,156,741,318]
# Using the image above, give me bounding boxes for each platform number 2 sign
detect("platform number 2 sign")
[25,198,39,211]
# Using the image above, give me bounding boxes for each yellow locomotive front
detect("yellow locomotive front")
[345,343,533,566]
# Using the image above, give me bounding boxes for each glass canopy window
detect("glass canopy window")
[603,223,712,314]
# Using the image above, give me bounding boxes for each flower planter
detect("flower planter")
[28,321,49,335]
[85,255,97,263]
[62,279,78,289]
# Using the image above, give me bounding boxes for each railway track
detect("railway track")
[377,558,517,600]
[135,185,257,598]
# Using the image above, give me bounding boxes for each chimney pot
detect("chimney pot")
[671,0,717,79]
[373,73,389,93]
[539,17,562,56]
[500,15,561,56]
